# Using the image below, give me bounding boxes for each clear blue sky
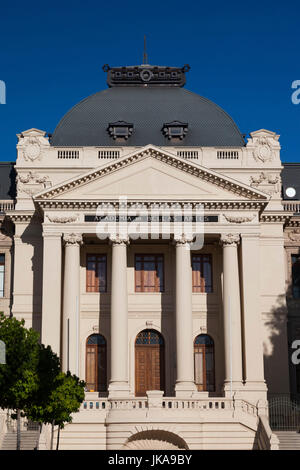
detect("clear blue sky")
[0,0,300,162]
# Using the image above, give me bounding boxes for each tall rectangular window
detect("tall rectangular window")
[135,254,164,292]
[0,254,5,298]
[192,254,213,293]
[86,254,107,293]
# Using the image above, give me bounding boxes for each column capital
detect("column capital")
[63,233,83,246]
[220,233,240,247]
[174,233,194,246]
[109,234,130,246]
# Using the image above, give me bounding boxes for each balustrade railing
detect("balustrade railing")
[81,396,258,416]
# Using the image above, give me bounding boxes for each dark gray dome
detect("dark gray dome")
[51,86,245,147]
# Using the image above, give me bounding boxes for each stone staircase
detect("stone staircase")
[273,431,300,450]
[1,430,39,450]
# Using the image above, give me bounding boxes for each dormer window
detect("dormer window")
[162,121,188,140]
[108,121,133,140]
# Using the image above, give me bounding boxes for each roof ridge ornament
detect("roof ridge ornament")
[102,64,190,87]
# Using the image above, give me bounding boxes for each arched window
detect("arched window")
[86,334,107,392]
[135,329,165,396]
[194,334,215,392]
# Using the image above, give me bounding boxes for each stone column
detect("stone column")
[108,235,130,397]
[174,235,197,397]
[220,233,243,396]
[41,233,62,357]
[62,233,82,374]
[240,234,267,401]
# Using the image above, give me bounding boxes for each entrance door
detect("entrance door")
[86,334,107,392]
[135,329,165,397]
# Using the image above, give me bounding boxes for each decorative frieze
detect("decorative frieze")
[46,214,79,224]
[223,214,255,224]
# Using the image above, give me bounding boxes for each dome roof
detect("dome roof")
[51,67,244,148]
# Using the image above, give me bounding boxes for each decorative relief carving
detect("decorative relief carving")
[287,229,300,242]
[174,233,194,245]
[63,233,83,246]
[250,172,280,196]
[220,233,240,246]
[17,171,52,197]
[110,234,130,245]
[46,214,79,224]
[23,137,41,162]
[17,128,50,163]
[223,214,255,224]
[246,129,280,163]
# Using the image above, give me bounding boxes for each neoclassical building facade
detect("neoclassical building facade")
[0,64,300,449]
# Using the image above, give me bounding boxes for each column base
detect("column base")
[223,381,244,398]
[175,381,197,398]
[108,382,131,399]
[240,380,268,403]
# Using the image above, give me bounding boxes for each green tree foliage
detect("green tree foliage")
[0,312,40,450]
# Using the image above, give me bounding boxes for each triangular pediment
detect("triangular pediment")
[34,145,268,203]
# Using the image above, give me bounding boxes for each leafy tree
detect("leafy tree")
[24,344,61,449]
[0,312,40,450]
[27,371,85,450]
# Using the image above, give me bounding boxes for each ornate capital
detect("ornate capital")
[174,233,194,245]
[220,233,240,247]
[63,233,83,246]
[109,234,130,246]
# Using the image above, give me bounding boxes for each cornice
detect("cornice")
[35,199,267,211]
[34,146,269,202]
[6,211,40,223]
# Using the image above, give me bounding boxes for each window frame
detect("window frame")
[191,253,213,293]
[86,253,107,293]
[134,253,165,293]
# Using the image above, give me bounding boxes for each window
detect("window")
[0,254,5,297]
[194,334,215,392]
[86,334,107,392]
[192,254,213,293]
[292,255,300,299]
[135,254,164,292]
[86,254,107,293]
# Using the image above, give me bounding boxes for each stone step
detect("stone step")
[1,431,39,450]
[274,431,300,450]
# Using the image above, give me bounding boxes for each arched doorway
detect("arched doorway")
[135,329,165,397]
[85,334,107,392]
[194,334,215,392]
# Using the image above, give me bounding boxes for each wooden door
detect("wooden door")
[86,334,107,392]
[194,335,215,392]
[135,330,164,397]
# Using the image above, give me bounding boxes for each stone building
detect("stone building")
[0,64,299,450]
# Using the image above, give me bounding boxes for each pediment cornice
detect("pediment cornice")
[34,145,269,203]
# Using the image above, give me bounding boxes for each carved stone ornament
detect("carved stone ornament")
[253,137,274,162]
[23,137,41,162]
[63,233,83,246]
[174,233,194,245]
[109,234,130,245]
[250,172,280,196]
[47,214,79,224]
[220,233,240,246]
[223,214,255,224]
[288,229,300,242]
